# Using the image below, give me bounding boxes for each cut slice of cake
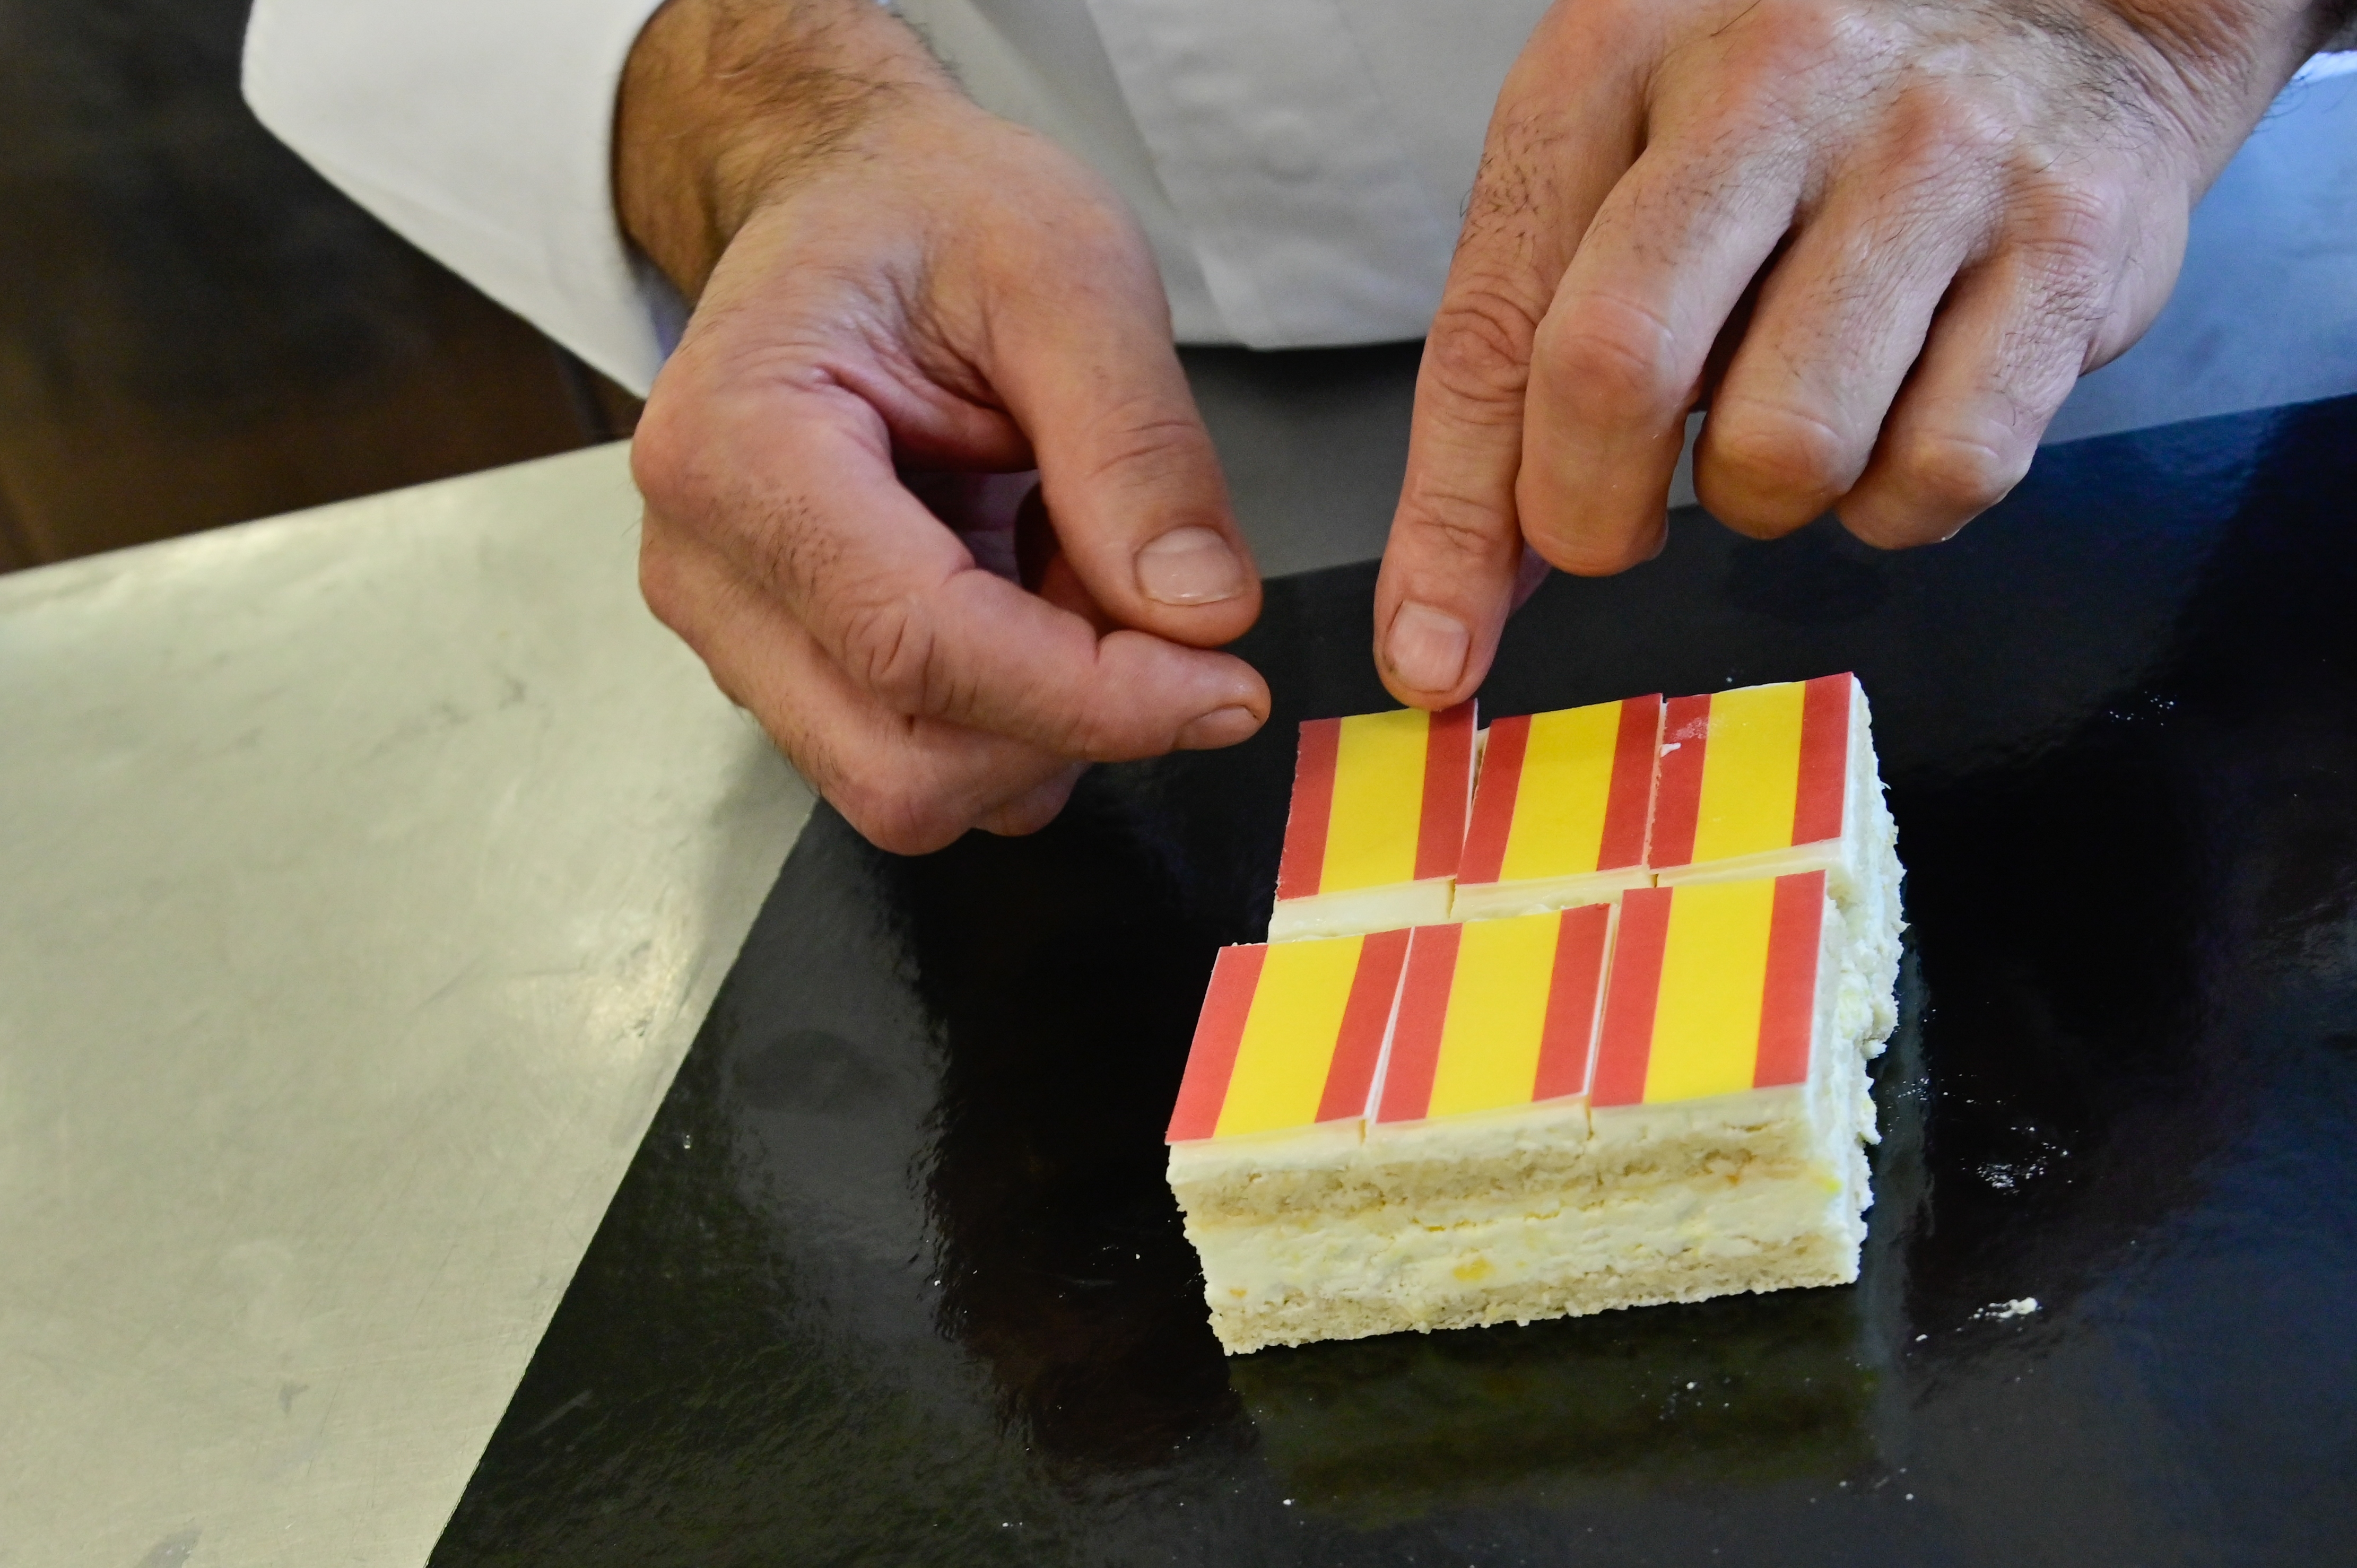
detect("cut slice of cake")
[1175,906,1614,1353]
[1268,703,1475,941]
[1578,873,1880,1306]
[1166,929,1410,1274]
[1649,674,1903,1043]
[1452,695,1662,920]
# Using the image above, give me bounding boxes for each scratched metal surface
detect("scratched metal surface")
[0,445,813,1568]
[433,396,2357,1566]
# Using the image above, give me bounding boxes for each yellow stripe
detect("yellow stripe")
[1321,709,1429,892]
[1426,913,1559,1118]
[1690,681,1806,865]
[1497,701,1620,882]
[1215,936,1363,1136]
[1643,880,1772,1104]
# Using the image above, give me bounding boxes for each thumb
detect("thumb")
[983,211,1263,651]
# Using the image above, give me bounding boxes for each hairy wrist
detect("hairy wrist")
[615,0,955,298]
[2074,0,2347,150]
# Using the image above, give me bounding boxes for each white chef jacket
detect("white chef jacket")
[243,0,2357,445]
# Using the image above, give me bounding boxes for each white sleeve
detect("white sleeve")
[242,0,685,396]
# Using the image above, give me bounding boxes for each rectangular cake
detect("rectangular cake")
[1451,694,1662,920]
[1171,675,1902,1354]
[1267,703,1475,940]
[1165,929,1410,1236]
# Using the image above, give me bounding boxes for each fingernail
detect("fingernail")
[1386,602,1469,694]
[1136,527,1245,606]
[1176,705,1260,750]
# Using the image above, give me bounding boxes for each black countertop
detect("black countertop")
[434,390,2357,1567]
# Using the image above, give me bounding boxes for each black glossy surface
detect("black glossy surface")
[0,0,613,571]
[436,396,2357,1567]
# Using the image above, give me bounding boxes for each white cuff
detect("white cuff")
[243,0,682,396]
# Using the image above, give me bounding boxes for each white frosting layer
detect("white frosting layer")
[1448,868,1647,921]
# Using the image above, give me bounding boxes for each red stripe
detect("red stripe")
[1317,929,1410,1121]
[1591,887,1674,1107]
[1597,695,1662,871]
[1754,872,1826,1088]
[1166,945,1266,1142]
[1275,719,1340,900]
[1649,694,1712,868]
[1791,674,1852,848]
[1375,923,1461,1123]
[1533,902,1613,1101]
[1413,700,1477,881]
[1457,714,1528,885]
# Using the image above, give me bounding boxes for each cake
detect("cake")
[1267,703,1475,940]
[1169,674,1903,1355]
[1171,874,1876,1352]
[1649,674,1902,1042]
[1164,929,1408,1268]
[1452,694,1662,920]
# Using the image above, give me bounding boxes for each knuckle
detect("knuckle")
[1078,399,1217,495]
[1525,527,1655,579]
[1425,280,1544,413]
[833,594,938,711]
[1894,430,2028,519]
[1050,699,1147,763]
[1399,478,1516,570]
[1708,400,1858,508]
[831,768,970,857]
[1896,83,2008,165]
[636,528,692,635]
[2011,181,2123,308]
[627,394,702,513]
[1534,294,1685,425]
[1723,0,1861,90]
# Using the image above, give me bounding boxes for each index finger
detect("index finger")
[1374,5,1650,709]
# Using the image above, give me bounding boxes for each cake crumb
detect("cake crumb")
[1974,1296,2040,1321]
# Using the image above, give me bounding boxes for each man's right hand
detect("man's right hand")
[619,0,1267,853]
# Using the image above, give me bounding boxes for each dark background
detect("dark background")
[0,0,641,573]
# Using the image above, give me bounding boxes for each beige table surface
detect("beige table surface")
[0,444,814,1568]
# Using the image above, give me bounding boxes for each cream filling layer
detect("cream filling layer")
[1189,1153,1864,1316]
[1268,877,1454,942]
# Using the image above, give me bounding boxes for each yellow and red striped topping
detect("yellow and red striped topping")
[1166,930,1410,1142]
[1375,907,1614,1124]
[1276,703,1476,901]
[1459,696,1662,888]
[1592,873,1827,1107]
[1651,675,1852,870]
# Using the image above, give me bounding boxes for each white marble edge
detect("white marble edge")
[0,442,814,1568]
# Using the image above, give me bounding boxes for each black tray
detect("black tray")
[434,393,2357,1567]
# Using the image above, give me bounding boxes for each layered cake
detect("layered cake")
[1267,703,1476,940]
[1169,674,1902,1354]
[1453,695,1662,920]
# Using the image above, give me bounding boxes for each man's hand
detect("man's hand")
[621,0,1266,853]
[1376,0,2345,708]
